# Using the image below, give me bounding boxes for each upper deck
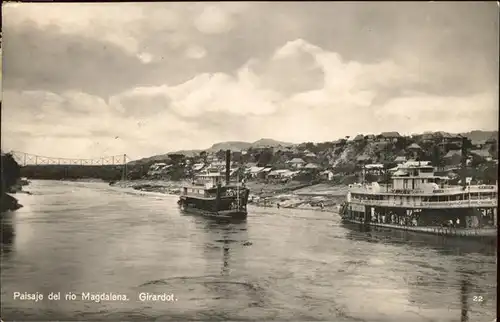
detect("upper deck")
[347,160,497,208]
[181,171,246,199]
[349,183,497,196]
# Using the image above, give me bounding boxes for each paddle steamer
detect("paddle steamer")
[339,142,497,240]
[178,150,250,219]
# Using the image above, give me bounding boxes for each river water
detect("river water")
[1,180,496,321]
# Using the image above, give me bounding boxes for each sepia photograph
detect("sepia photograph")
[1,1,498,321]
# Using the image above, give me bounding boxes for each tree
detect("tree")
[431,145,443,169]
[257,149,273,166]
[481,163,498,184]
[333,162,356,174]
[365,173,378,183]
[470,154,485,168]
[1,153,21,194]
[304,142,316,152]
[316,141,334,152]
[168,153,185,165]
[294,171,315,182]
[395,137,408,151]
[168,167,186,181]
[488,142,498,159]
[231,151,242,163]
[215,149,226,161]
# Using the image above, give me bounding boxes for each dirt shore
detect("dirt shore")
[110,179,347,212]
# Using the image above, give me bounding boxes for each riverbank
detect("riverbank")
[1,179,29,213]
[248,182,347,211]
[110,179,347,212]
[1,193,23,213]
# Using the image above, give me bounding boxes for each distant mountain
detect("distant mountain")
[460,130,498,142]
[206,141,252,152]
[128,138,294,165]
[127,154,173,165]
[206,138,294,152]
[251,138,294,148]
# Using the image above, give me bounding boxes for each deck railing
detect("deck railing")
[350,184,497,195]
[352,198,497,208]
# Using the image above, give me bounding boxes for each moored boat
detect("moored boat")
[339,140,497,242]
[178,150,250,219]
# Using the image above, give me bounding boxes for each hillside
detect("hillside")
[128,131,497,166]
[129,138,294,165]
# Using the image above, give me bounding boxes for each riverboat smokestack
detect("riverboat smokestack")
[460,136,469,188]
[225,150,231,185]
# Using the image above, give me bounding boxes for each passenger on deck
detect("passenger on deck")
[277,203,280,209]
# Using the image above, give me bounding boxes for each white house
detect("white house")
[287,157,306,168]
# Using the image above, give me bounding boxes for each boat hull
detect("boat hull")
[340,217,496,240]
[180,206,247,220]
[178,190,249,220]
[339,201,497,242]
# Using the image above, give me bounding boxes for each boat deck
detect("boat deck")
[180,194,216,200]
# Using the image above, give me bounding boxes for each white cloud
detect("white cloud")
[112,70,279,119]
[137,52,153,63]
[194,5,233,34]
[3,3,145,55]
[2,89,200,158]
[374,92,499,134]
[3,39,497,159]
[185,45,207,59]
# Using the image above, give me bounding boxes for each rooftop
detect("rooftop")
[399,160,432,168]
[407,143,422,150]
[444,150,462,158]
[288,157,306,163]
[394,156,407,162]
[379,131,401,138]
[470,149,491,158]
[356,155,371,161]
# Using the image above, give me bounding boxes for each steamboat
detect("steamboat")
[339,141,497,241]
[178,150,250,220]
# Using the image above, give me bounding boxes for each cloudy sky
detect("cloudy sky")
[2,2,498,160]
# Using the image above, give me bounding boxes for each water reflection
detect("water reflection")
[342,222,497,256]
[2,181,496,322]
[341,222,496,321]
[171,215,260,319]
[1,211,15,256]
[199,217,249,277]
[460,274,471,322]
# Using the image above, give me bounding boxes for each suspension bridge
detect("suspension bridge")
[6,151,143,181]
[9,151,132,167]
